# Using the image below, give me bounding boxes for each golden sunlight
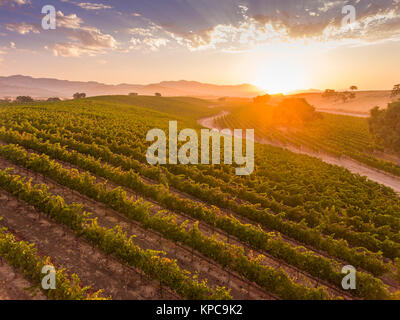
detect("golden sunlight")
[251,59,308,94]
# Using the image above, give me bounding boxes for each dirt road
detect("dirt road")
[198,111,400,193]
[316,109,369,118]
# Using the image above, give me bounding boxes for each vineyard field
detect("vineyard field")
[0,95,399,300]
[212,104,400,177]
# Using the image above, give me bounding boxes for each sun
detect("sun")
[252,60,308,94]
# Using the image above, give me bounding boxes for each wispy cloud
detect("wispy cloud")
[6,22,39,34]
[0,0,30,7]
[76,2,113,10]
[140,2,400,51]
[129,37,169,51]
[46,10,118,57]
[56,11,84,29]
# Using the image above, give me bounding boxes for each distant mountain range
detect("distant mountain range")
[0,75,267,99]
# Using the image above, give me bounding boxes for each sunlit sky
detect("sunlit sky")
[1,0,400,93]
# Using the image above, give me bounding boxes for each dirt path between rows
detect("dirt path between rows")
[0,189,177,300]
[198,111,400,193]
[0,258,46,300]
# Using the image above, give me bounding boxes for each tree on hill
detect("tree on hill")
[322,89,337,98]
[391,84,400,99]
[47,97,61,102]
[129,92,138,96]
[369,101,400,163]
[15,96,34,103]
[336,91,356,103]
[253,94,271,105]
[73,92,86,99]
[155,92,162,97]
[323,88,357,101]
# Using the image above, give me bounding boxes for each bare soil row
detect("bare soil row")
[0,188,177,300]
[0,258,46,300]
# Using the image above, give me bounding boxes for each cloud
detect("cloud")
[128,28,154,37]
[125,18,171,52]
[0,0,30,7]
[66,26,118,49]
[49,27,118,56]
[5,22,39,34]
[77,2,112,10]
[56,11,83,29]
[152,2,400,51]
[159,7,288,51]
[46,43,97,57]
[321,8,400,43]
[46,10,118,57]
[317,0,346,13]
[129,37,169,51]
[126,5,288,52]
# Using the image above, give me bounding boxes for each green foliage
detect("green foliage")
[369,102,400,156]
[273,98,321,125]
[391,84,400,98]
[15,96,34,103]
[0,228,106,300]
[73,92,86,99]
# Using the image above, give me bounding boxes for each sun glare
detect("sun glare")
[252,60,308,94]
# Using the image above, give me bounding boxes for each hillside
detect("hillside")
[0,75,265,99]
[290,91,393,115]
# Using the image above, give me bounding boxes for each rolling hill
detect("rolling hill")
[0,75,265,99]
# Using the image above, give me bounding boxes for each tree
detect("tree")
[272,98,321,126]
[47,97,61,102]
[337,91,356,103]
[15,96,34,103]
[253,94,271,105]
[369,101,400,163]
[73,92,86,99]
[350,85,358,91]
[155,92,162,97]
[322,89,337,98]
[391,84,400,99]
[129,92,138,96]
